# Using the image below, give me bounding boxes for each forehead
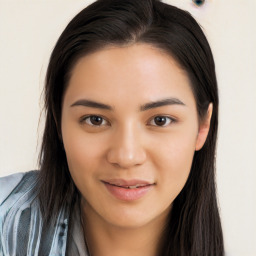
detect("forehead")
[64,43,196,109]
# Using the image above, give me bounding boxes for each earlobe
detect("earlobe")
[195,103,213,151]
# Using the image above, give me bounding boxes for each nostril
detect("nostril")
[106,146,147,168]
[192,0,205,7]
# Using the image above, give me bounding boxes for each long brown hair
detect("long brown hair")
[38,0,224,255]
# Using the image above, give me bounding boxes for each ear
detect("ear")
[195,103,213,151]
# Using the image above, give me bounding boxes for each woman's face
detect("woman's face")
[61,44,210,229]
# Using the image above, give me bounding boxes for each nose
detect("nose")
[106,124,147,169]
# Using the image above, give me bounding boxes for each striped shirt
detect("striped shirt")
[0,171,88,256]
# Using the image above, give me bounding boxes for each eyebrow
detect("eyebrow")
[70,97,185,111]
[70,99,113,110]
[140,98,185,111]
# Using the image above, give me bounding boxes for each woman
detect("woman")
[0,0,224,255]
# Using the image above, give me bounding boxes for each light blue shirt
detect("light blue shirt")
[0,171,88,256]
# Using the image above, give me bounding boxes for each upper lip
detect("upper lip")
[102,179,154,187]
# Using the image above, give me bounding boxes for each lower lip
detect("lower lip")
[103,182,154,201]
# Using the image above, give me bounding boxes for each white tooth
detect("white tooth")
[129,185,138,189]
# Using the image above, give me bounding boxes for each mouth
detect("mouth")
[102,178,155,188]
[103,182,152,189]
[101,179,155,201]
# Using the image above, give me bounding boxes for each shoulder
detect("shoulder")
[0,171,70,255]
[0,171,39,222]
[0,170,38,206]
[0,171,41,255]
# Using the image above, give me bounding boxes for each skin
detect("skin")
[61,43,212,256]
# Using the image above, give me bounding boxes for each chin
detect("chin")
[102,206,161,229]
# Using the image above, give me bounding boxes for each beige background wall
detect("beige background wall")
[0,0,255,255]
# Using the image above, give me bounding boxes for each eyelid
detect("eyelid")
[79,115,110,126]
[147,115,176,127]
[79,114,177,127]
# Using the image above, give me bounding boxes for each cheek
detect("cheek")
[62,125,105,180]
[152,131,197,196]
[62,133,107,199]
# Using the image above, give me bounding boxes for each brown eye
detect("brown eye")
[149,116,174,127]
[82,115,108,126]
[90,116,103,125]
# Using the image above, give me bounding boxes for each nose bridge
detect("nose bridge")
[107,121,146,168]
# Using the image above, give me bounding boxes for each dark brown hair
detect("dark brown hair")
[38,0,224,255]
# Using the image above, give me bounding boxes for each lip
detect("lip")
[102,179,155,201]
[102,179,153,187]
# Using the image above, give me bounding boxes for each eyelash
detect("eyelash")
[148,115,176,127]
[79,115,176,127]
[80,115,109,127]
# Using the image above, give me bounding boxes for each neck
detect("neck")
[80,200,168,256]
